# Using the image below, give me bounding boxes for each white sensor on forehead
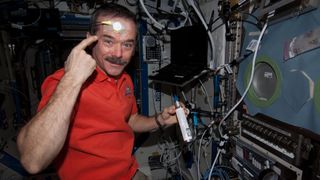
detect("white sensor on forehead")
[99,21,125,33]
[112,22,123,31]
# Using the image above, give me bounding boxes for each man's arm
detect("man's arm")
[17,36,98,174]
[128,105,178,132]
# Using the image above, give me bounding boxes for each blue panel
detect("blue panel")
[237,8,320,135]
[138,20,149,116]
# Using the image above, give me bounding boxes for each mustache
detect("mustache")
[104,56,128,66]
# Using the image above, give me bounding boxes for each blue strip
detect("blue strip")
[0,151,29,176]
[138,20,149,116]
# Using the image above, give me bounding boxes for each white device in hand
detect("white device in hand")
[175,101,192,142]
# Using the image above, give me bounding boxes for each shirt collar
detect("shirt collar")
[93,67,127,85]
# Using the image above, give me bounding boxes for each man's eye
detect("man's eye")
[122,42,133,49]
[104,39,113,45]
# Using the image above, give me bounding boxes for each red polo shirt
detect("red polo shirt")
[38,68,138,180]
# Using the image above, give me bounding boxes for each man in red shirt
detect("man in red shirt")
[17,3,181,179]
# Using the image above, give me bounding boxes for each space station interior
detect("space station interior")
[1,0,320,179]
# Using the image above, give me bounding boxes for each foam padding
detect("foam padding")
[236,8,320,135]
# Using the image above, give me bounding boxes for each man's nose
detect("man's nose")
[111,43,123,58]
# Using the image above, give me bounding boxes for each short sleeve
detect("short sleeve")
[37,69,64,112]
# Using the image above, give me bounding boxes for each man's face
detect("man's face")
[90,16,137,78]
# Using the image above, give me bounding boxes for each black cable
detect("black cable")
[209,16,221,31]
[208,10,215,27]
[210,22,224,33]
[156,0,161,14]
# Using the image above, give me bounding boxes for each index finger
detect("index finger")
[76,35,98,50]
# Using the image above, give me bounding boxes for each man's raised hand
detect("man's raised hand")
[64,36,98,84]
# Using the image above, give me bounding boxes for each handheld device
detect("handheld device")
[175,100,192,142]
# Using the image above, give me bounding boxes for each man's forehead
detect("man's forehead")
[96,17,136,35]
[100,21,125,34]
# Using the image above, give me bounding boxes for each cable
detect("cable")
[205,167,229,180]
[143,3,178,15]
[208,16,221,31]
[152,83,160,114]
[181,90,188,103]
[197,129,205,180]
[140,0,216,66]
[0,86,29,101]
[165,151,182,164]
[125,0,138,6]
[197,127,210,180]
[139,0,189,30]
[242,12,259,23]
[198,79,213,116]
[232,19,261,29]
[215,165,238,176]
[10,5,42,30]
[212,22,269,138]
[176,149,182,179]
[186,0,216,68]
[54,0,63,7]
[208,149,222,179]
[210,19,260,36]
